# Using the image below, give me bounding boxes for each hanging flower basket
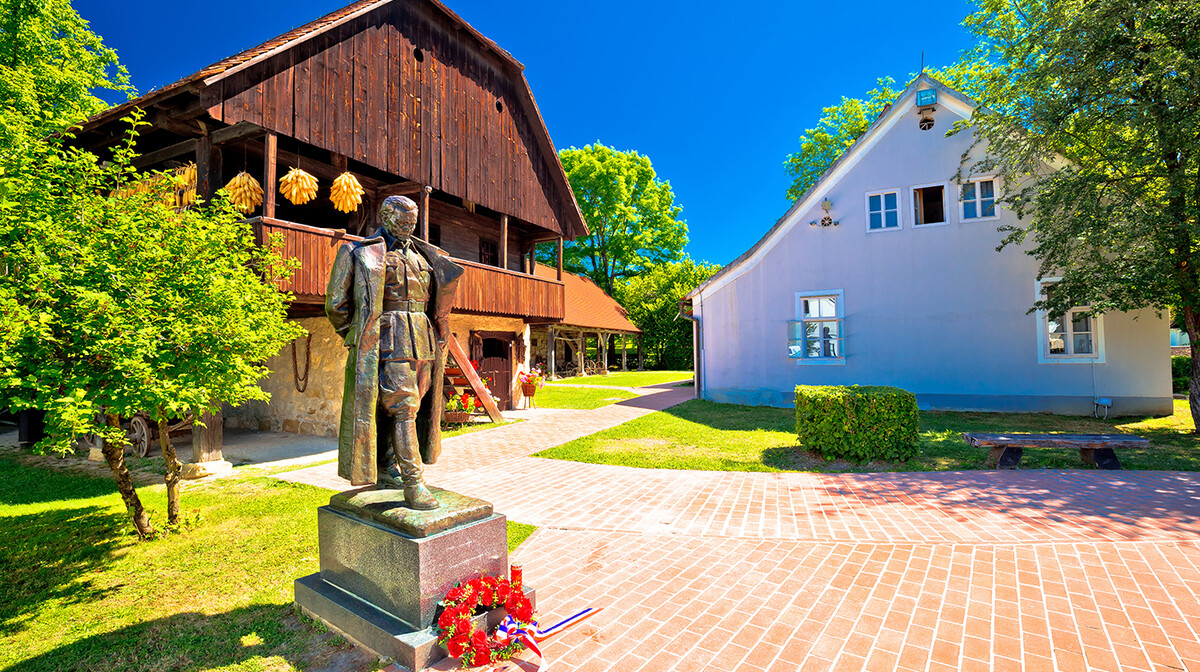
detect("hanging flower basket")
[521,383,538,398]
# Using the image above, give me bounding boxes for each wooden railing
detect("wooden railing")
[453,258,564,321]
[250,217,362,303]
[249,217,564,320]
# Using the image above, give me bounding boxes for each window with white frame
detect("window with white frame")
[866,191,900,231]
[961,178,997,220]
[912,185,946,225]
[1038,281,1101,360]
[789,292,843,360]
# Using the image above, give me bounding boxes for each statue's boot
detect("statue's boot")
[393,419,439,510]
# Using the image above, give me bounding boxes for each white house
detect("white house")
[684,74,1171,416]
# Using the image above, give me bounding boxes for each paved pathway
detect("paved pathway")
[278,389,1200,672]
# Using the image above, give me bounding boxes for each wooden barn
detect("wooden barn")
[73,0,588,438]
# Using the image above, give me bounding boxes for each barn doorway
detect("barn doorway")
[477,332,514,411]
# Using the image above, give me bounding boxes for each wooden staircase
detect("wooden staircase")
[443,334,504,423]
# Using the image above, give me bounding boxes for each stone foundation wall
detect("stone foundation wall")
[224,317,346,437]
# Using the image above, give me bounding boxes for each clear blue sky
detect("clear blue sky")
[77,0,978,267]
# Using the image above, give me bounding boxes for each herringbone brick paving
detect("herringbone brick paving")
[279,387,1200,671]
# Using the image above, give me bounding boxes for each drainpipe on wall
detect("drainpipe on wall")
[678,298,702,400]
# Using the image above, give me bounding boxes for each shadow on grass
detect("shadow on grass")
[4,604,373,672]
[658,400,794,432]
[0,454,118,506]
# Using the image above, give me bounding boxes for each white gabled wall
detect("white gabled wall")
[697,85,1171,415]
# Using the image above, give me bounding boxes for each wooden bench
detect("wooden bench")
[961,433,1149,470]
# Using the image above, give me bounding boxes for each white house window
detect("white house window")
[789,292,843,361]
[913,185,946,225]
[866,191,899,231]
[1037,280,1103,362]
[962,179,997,220]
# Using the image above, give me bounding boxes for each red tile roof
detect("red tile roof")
[534,264,641,334]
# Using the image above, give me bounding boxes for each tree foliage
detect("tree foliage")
[960,0,1200,425]
[544,144,688,293]
[0,0,130,141]
[783,63,994,201]
[614,258,720,370]
[0,2,302,534]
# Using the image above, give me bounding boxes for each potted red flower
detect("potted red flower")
[518,365,545,400]
[444,393,478,425]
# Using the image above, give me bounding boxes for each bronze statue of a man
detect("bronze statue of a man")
[326,195,464,510]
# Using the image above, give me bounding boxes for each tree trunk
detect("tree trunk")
[159,417,181,525]
[102,413,155,539]
[1184,306,1200,433]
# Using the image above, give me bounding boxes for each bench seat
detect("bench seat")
[961,433,1149,470]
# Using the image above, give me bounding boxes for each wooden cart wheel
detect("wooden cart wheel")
[128,416,151,458]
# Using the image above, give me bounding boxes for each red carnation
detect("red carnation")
[471,630,488,647]
[480,587,494,606]
[473,645,492,665]
[438,609,457,630]
[446,635,468,658]
[445,586,465,602]
[513,597,534,622]
[496,582,510,602]
[454,617,471,635]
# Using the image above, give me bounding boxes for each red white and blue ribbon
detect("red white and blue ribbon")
[494,608,602,670]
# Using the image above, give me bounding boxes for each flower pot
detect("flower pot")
[444,411,471,424]
[521,383,538,398]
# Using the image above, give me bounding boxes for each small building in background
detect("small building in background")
[684,75,1171,416]
[529,264,643,378]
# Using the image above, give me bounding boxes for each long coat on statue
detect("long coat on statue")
[325,231,464,486]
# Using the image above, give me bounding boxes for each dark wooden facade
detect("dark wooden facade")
[72,0,581,322]
[203,1,579,238]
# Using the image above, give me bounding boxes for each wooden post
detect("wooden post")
[420,186,431,241]
[547,326,556,378]
[528,246,536,275]
[556,237,563,281]
[195,136,222,201]
[600,332,608,373]
[638,335,644,371]
[263,133,277,218]
[577,331,584,374]
[499,215,508,270]
[193,409,224,462]
[622,334,628,371]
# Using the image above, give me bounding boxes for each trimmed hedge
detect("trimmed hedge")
[1173,355,1190,394]
[794,385,919,462]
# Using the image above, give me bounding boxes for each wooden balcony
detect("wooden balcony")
[249,217,564,321]
[453,258,564,321]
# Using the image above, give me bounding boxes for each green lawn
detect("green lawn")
[531,386,639,410]
[442,417,523,438]
[535,399,1200,472]
[0,454,535,672]
[547,370,692,388]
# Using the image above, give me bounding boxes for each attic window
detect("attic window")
[413,47,425,63]
[913,185,946,225]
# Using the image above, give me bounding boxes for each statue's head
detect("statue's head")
[380,195,418,240]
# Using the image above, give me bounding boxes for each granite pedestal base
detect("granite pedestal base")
[294,487,529,671]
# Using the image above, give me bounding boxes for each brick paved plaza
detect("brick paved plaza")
[278,386,1200,672]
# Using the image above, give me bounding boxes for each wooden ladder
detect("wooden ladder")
[443,333,504,423]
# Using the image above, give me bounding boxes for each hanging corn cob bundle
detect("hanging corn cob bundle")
[176,163,197,208]
[226,171,264,213]
[279,167,319,205]
[330,172,365,213]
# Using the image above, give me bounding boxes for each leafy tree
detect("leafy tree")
[0,0,130,141]
[542,144,687,294]
[783,63,993,201]
[0,116,303,536]
[959,0,1200,427]
[615,258,720,370]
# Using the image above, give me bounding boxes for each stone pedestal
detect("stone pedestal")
[295,487,529,671]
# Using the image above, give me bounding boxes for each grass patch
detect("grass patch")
[547,370,692,388]
[532,386,639,410]
[0,454,537,671]
[535,399,1200,472]
[507,522,537,551]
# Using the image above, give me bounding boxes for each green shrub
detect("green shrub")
[794,385,919,462]
[1173,356,1191,393]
